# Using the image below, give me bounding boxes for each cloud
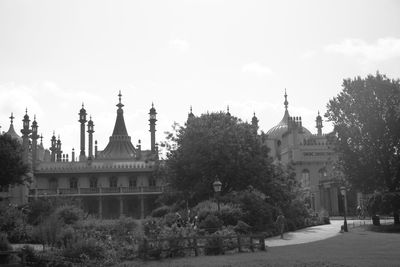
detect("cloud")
[169,39,190,52]
[300,50,317,60]
[242,62,273,76]
[324,37,400,61]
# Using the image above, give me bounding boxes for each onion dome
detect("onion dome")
[266,90,311,139]
[5,113,22,142]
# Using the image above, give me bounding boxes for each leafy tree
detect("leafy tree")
[326,72,400,223]
[162,112,294,205]
[0,134,29,187]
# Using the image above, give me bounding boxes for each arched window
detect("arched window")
[302,169,310,187]
[69,177,78,189]
[89,177,97,188]
[129,176,137,188]
[109,177,118,188]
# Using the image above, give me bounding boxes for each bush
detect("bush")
[63,238,106,263]
[26,199,54,225]
[234,220,251,234]
[151,205,171,218]
[54,205,85,225]
[0,204,29,243]
[205,234,224,255]
[0,233,15,264]
[198,214,223,234]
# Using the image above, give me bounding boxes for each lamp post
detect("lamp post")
[340,186,348,232]
[213,177,222,212]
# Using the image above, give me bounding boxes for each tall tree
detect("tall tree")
[162,112,293,204]
[326,72,400,222]
[0,134,29,187]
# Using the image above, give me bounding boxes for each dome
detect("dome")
[266,110,312,140]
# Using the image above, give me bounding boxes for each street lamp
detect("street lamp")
[213,177,222,212]
[340,186,348,232]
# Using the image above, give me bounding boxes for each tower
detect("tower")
[56,136,62,162]
[149,103,157,153]
[188,106,195,120]
[21,109,31,164]
[31,115,39,168]
[87,116,94,160]
[79,103,87,161]
[316,111,323,136]
[251,112,259,133]
[50,132,57,162]
[226,106,231,116]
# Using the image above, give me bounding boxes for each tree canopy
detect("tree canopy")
[162,112,295,204]
[0,134,29,187]
[326,72,400,195]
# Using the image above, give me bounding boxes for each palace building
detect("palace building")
[1,90,345,217]
[264,91,343,215]
[0,92,164,219]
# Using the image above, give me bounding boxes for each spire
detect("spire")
[252,112,259,132]
[117,90,124,110]
[40,134,43,146]
[112,91,128,136]
[284,89,288,111]
[9,113,14,124]
[316,110,323,136]
[227,105,231,116]
[188,106,195,119]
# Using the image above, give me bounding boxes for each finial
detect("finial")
[89,115,92,121]
[152,102,154,108]
[318,110,320,116]
[40,134,43,145]
[82,102,84,108]
[190,106,193,113]
[118,90,122,103]
[253,112,256,117]
[53,130,55,136]
[284,89,288,110]
[25,108,28,114]
[9,113,14,124]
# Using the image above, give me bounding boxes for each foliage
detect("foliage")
[63,238,107,264]
[204,234,224,255]
[0,203,29,243]
[326,72,400,216]
[54,205,85,225]
[234,220,251,234]
[192,200,244,227]
[198,214,223,234]
[0,233,15,264]
[26,199,54,225]
[284,199,311,230]
[32,214,64,247]
[0,134,29,187]
[151,205,171,218]
[162,112,275,203]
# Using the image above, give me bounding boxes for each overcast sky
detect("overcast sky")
[0,0,399,158]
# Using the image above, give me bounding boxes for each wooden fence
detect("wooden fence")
[141,234,266,260]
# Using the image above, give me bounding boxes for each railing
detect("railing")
[29,186,165,197]
[141,234,266,260]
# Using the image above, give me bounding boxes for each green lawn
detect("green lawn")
[118,225,400,267]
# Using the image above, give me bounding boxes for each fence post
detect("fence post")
[193,237,198,256]
[249,236,254,252]
[143,238,148,260]
[237,235,242,252]
[260,236,266,251]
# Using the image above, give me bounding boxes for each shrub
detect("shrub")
[26,199,54,225]
[0,233,14,264]
[151,205,171,217]
[54,205,85,225]
[205,234,224,255]
[0,204,29,243]
[198,214,223,234]
[32,214,64,247]
[63,238,106,263]
[219,203,244,226]
[234,220,251,234]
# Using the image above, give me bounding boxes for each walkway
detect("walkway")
[265,219,376,247]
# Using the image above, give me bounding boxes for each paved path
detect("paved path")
[265,219,374,247]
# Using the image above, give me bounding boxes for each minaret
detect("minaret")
[188,106,195,120]
[316,111,323,136]
[87,116,94,160]
[50,131,57,162]
[78,103,87,161]
[31,115,39,168]
[251,112,259,134]
[56,136,62,162]
[226,106,231,116]
[21,109,31,163]
[149,103,157,153]
[72,148,75,162]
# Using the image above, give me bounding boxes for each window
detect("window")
[109,177,118,188]
[129,177,137,188]
[49,178,58,190]
[89,177,98,188]
[149,178,156,187]
[302,169,310,187]
[69,177,78,189]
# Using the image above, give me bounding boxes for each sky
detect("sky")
[0,0,399,159]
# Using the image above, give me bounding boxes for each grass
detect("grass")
[118,225,400,267]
